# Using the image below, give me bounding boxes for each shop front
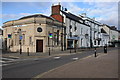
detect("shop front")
[67,37,79,49]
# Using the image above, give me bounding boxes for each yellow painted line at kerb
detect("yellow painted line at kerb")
[32,54,93,79]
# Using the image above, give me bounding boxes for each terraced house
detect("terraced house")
[102,24,119,47]
[2,3,119,53]
[51,4,102,49]
[2,14,65,53]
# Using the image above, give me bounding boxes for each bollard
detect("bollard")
[20,48,22,55]
[74,47,76,53]
[70,48,71,53]
[104,45,107,53]
[49,47,50,56]
[94,47,97,57]
[27,48,29,56]
[20,41,22,55]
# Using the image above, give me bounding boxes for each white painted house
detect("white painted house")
[50,3,119,49]
[63,12,90,48]
[102,24,119,47]
[79,15,102,47]
[100,26,109,46]
[50,4,91,49]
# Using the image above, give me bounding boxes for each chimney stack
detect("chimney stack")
[51,3,64,22]
[51,4,61,15]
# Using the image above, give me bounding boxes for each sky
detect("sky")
[1,1,120,30]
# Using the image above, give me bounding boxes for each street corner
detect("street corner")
[35,49,118,78]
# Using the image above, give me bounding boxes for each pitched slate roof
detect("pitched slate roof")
[3,14,62,24]
[19,14,53,20]
[104,24,119,32]
[101,28,107,33]
[61,11,84,23]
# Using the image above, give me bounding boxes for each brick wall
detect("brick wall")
[51,5,61,15]
[51,15,63,23]
[51,4,64,23]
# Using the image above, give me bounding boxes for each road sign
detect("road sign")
[112,35,115,39]
[8,34,12,38]
[19,36,22,40]
[49,33,53,38]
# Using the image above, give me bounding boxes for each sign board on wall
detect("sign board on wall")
[19,36,22,40]
[49,33,53,38]
[8,34,12,38]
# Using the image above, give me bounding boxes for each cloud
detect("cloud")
[66,3,84,14]
[86,2,118,28]
[96,14,118,27]
[61,2,86,15]
[2,13,33,23]
[1,2,119,30]
[62,2,118,29]
[1,0,120,2]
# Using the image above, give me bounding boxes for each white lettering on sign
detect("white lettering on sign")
[12,25,27,27]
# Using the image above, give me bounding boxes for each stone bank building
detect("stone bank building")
[2,14,65,53]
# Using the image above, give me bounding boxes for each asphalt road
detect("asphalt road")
[2,47,118,78]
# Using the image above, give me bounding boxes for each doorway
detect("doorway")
[67,39,73,49]
[36,40,43,52]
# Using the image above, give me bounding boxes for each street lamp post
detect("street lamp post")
[74,44,76,53]
[61,7,64,51]
[27,47,29,56]
[18,29,22,55]
[20,40,22,55]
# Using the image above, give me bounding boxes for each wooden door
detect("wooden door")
[36,40,43,52]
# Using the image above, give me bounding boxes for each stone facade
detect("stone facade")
[2,14,65,53]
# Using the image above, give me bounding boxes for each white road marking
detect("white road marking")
[72,57,79,60]
[53,56,61,59]
[9,56,19,59]
[2,58,14,61]
[34,59,39,61]
[0,60,5,63]
[0,64,10,67]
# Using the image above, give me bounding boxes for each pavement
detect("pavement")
[34,48,119,78]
